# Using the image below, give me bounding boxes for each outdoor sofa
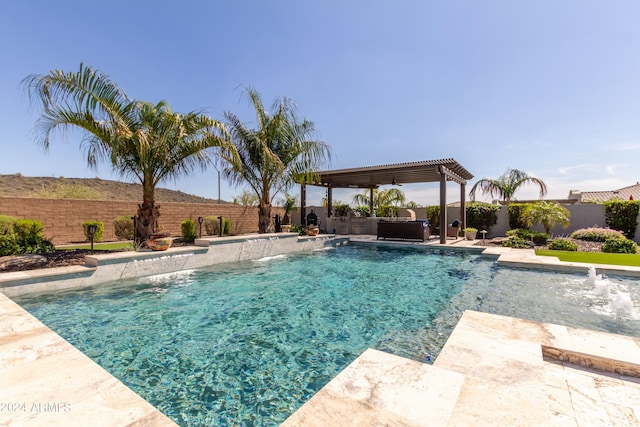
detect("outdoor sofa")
[377,220,430,242]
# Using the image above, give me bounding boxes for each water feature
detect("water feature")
[13,244,640,426]
[582,266,637,318]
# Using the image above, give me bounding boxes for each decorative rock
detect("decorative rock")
[0,254,48,271]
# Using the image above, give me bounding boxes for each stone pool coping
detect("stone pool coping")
[1,234,639,425]
[0,292,178,426]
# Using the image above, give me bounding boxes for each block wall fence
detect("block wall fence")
[0,197,285,245]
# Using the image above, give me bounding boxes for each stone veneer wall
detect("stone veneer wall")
[0,197,285,245]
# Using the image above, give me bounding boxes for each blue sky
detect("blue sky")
[1,1,639,206]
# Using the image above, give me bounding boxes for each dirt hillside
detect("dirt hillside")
[0,174,225,204]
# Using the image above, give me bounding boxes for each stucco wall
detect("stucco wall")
[491,204,611,238]
[299,204,639,242]
[0,197,284,245]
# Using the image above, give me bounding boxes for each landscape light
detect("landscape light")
[88,224,98,254]
[198,216,204,237]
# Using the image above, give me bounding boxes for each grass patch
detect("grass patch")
[57,242,133,251]
[536,250,640,267]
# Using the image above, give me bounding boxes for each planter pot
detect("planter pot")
[306,226,319,236]
[465,231,476,240]
[146,236,172,251]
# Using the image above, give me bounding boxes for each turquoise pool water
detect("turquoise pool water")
[15,244,640,426]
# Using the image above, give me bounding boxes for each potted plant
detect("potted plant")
[146,234,172,250]
[306,225,319,236]
[281,193,297,226]
[464,227,478,240]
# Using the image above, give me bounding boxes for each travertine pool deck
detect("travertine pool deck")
[0,292,178,427]
[1,235,639,426]
[282,310,640,426]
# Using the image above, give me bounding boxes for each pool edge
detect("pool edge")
[0,292,179,427]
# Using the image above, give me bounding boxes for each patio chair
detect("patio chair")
[447,219,460,238]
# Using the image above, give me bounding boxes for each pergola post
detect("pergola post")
[369,188,374,217]
[439,171,447,244]
[327,187,332,217]
[300,183,306,226]
[460,183,466,231]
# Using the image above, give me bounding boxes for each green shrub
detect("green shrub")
[334,204,351,217]
[353,207,370,217]
[463,227,478,232]
[501,236,531,249]
[290,224,306,236]
[13,219,54,254]
[506,228,549,245]
[113,216,135,241]
[0,218,54,256]
[605,200,640,239]
[205,216,231,236]
[570,227,625,242]
[377,205,398,217]
[0,235,20,256]
[15,219,44,247]
[426,206,440,229]
[548,238,578,251]
[507,203,528,230]
[466,202,500,234]
[181,219,197,242]
[204,216,218,235]
[602,237,637,254]
[82,221,104,243]
[0,215,17,236]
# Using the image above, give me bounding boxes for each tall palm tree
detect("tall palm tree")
[353,188,406,216]
[23,63,236,242]
[222,87,331,233]
[521,201,570,235]
[469,168,547,203]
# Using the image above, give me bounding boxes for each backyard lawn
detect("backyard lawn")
[536,250,640,267]
[57,242,132,251]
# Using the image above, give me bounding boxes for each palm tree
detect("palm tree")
[353,188,406,217]
[279,192,298,225]
[469,168,547,203]
[222,87,331,233]
[23,63,236,242]
[521,201,570,235]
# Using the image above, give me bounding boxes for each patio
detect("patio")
[1,236,639,426]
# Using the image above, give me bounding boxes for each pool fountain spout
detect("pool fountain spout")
[612,292,634,316]
[586,266,635,316]
[587,266,610,296]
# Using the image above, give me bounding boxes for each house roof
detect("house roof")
[569,182,640,203]
[308,158,474,189]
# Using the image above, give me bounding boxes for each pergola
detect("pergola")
[300,158,474,244]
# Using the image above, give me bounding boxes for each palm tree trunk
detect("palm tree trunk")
[258,202,272,233]
[136,181,160,243]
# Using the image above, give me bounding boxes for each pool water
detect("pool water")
[15,244,640,426]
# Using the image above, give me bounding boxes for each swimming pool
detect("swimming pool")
[15,244,640,426]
